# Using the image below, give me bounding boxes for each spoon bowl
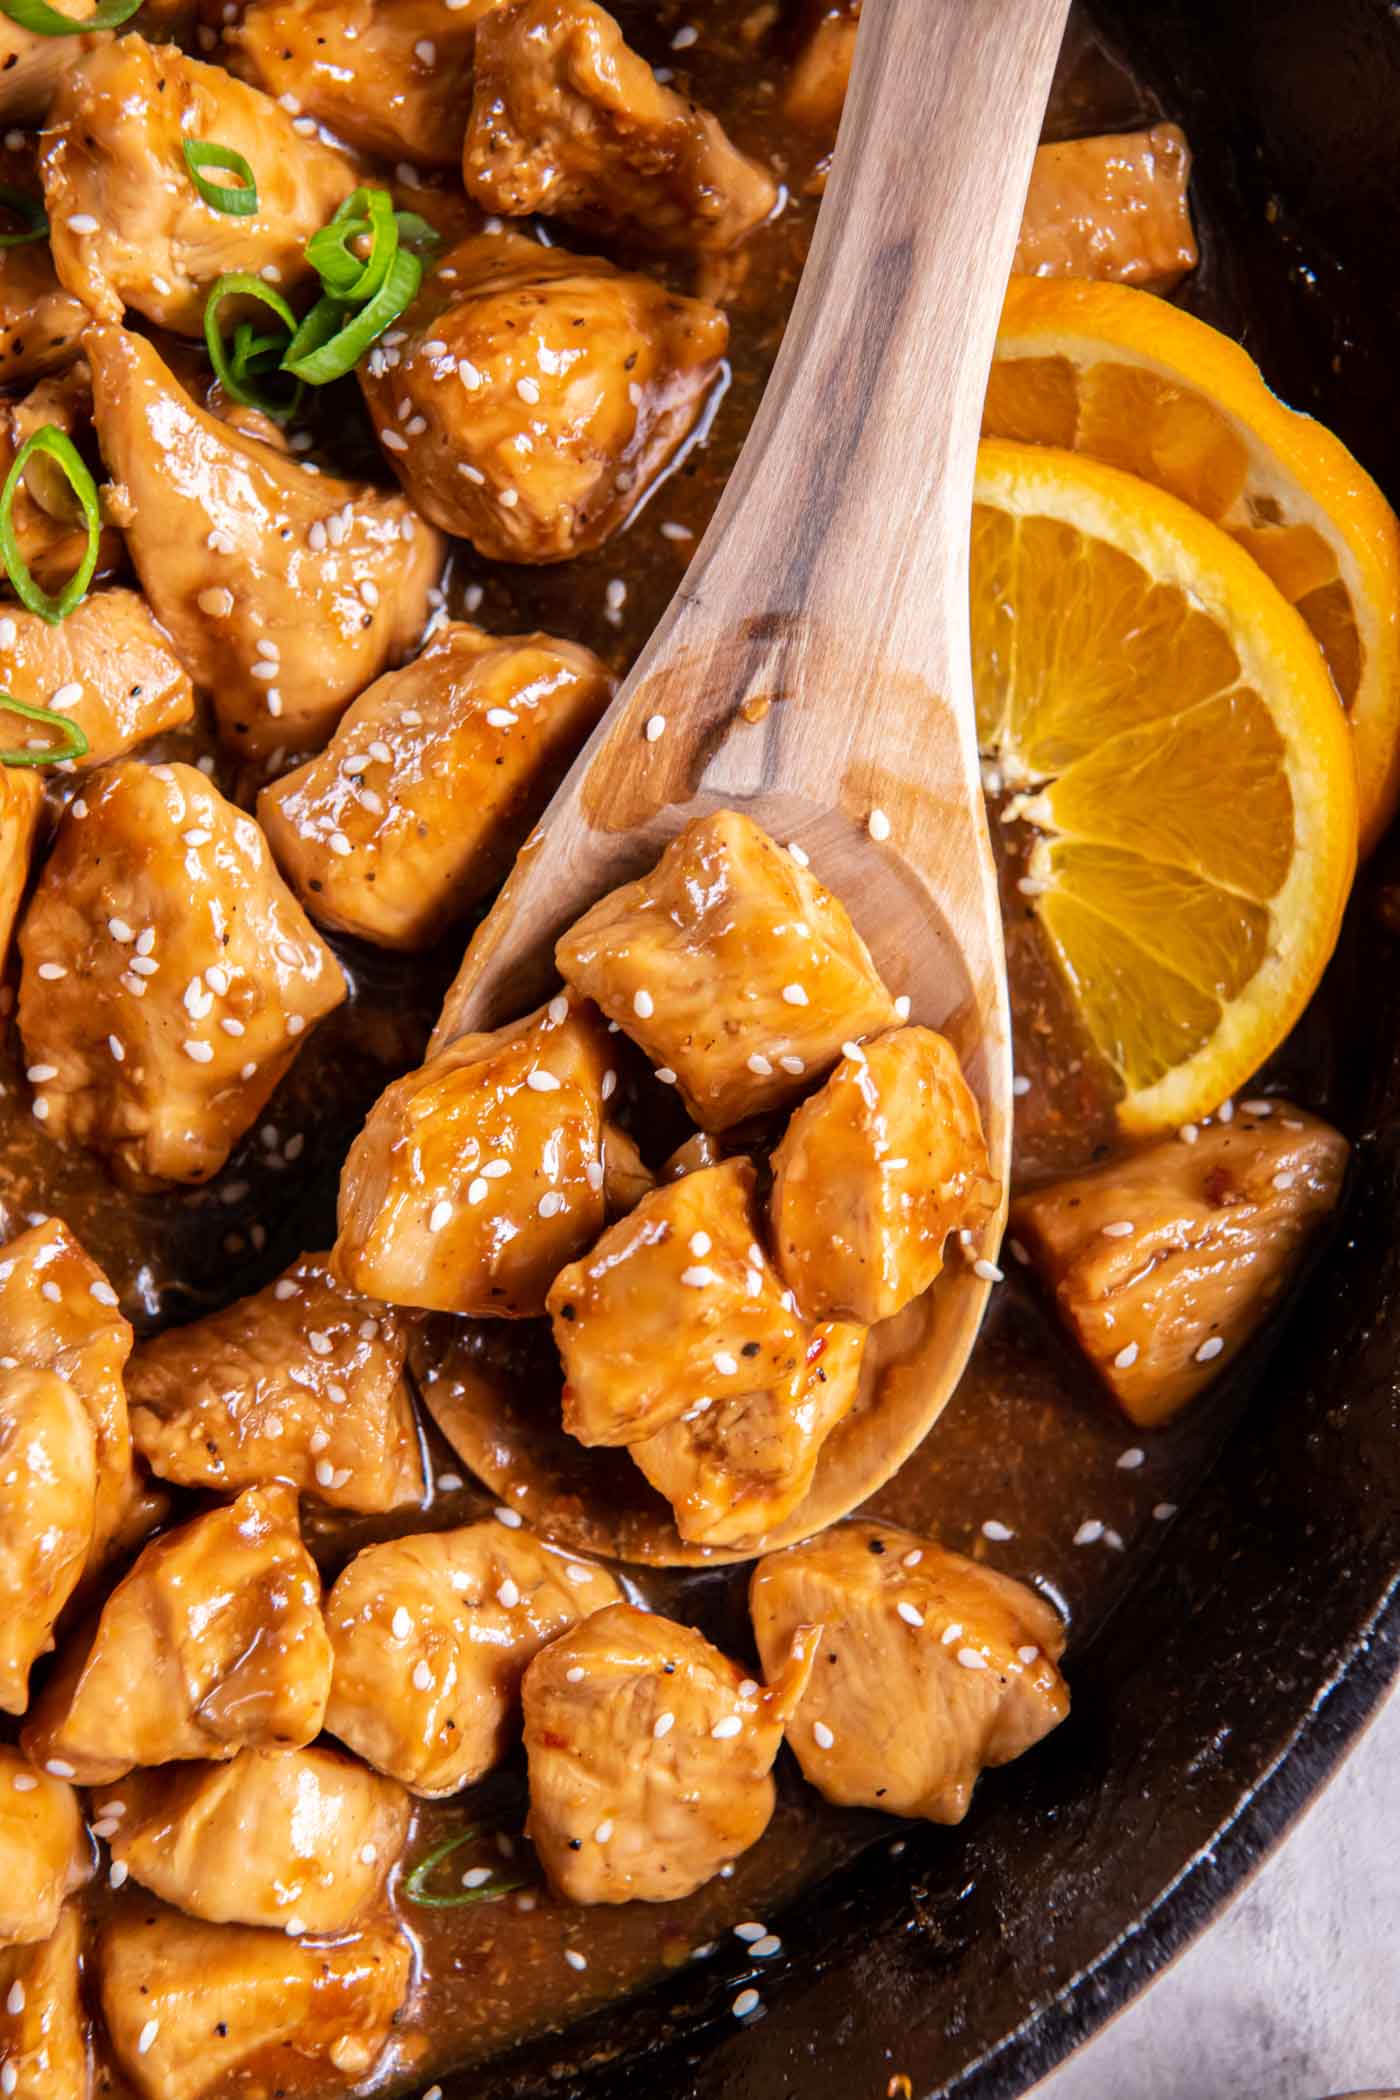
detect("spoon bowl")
[422,0,1071,1562]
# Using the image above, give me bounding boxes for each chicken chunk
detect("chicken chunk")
[629,1319,865,1549]
[100,1904,411,2100]
[127,1252,423,1514]
[0,12,103,129]
[1015,123,1198,292]
[259,622,615,950]
[547,1157,805,1447]
[0,364,125,599]
[0,591,194,770]
[358,231,728,563]
[662,1131,723,1181]
[335,992,626,1317]
[0,1371,95,1718]
[751,1521,1070,1823]
[22,1481,333,1785]
[17,761,348,1189]
[323,1518,619,1795]
[0,1217,138,1577]
[784,0,860,133]
[1010,1103,1348,1427]
[232,0,502,169]
[465,0,778,253]
[523,1602,816,1903]
[0,773,41,980]
[0,1751,90,1949]
[0,143,87,386]
[770,1027,998,1325]
[42,38,356,335]
[0,1904,87,2100]
[558,811,898,1130]
[86,326,444,758]
[95,1747,410,1933]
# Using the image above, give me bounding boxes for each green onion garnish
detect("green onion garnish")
[0,184,48,249]
[401,1827,527,1910]
[0,426,101,626]
[283,246,421,386]
[203,272,301,422]
[0,0,141,33]
[305,185,398,306]
[0,692,90,768]
[182,139,259,218]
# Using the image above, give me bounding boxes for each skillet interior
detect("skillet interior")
[427,2,1400,2093]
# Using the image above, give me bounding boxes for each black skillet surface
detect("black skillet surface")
[440,3,1400,2094]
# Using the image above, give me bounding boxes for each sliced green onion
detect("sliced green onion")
[0,0,141,33]
[203,272,301,422]
[0,425,100,625]
[402,1828,527,1910]
[393,210,443,258]
[0,692,89,768]
[182,139,258,218]
[0,184,47,249]
[306,185,398,306]
[283,246,421,385]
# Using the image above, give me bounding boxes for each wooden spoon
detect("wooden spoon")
[419,0,1071,1564]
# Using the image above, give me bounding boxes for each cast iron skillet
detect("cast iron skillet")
[441,2,1400,2092]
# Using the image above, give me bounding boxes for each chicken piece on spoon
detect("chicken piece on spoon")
[359,230,728,563]
[1010,1101,1348,1426]
[547,1157,806,1448]
[99,1903,411,2100]
[557,810,898,1130]
[22,1481,333,1786]
[465,0,778,252]
[0,1371,96,1719]
[231,0,505,169]
[126,1252,423,1514]
[93,1746,410,1933]
[0,590,194,770]
[751,1520,1069,1823]
[259,621,615,949]
[628,1319,866,1550]
[85,326,444,758]
[323,1518,619,1794]
[17,761,347,1189]
[0,1749,91,1948]
[770,1026,997,1325]
[41,37,357,334]
[523,1602,817,1903]
[335,991,630,1317]
[0,1904,88,2100]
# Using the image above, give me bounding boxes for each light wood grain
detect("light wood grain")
[426,0,1071,1562]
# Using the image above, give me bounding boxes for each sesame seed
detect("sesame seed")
[747,1052,773,1076]
[411,1660,433,1691]
[868,808,891,841]
[538,1191,565,1217]
[655,1066,677,1085]
[653,1711,675,1739]
[564,1948,588,1971]
[714,1351,738,1376]
[527,1070,560,1092]
[41,1280,60,1302]
[429,1200,454,1232]
[752,1935,782,1958]
[734,1922,766,1942]
[1272,1170,1296,1191]
[1154,1502,1178,1522]
[680,1265,716,1287]
[482,1160,510,1180]
[982,1519,1014,1542]
[6,1981,24,2015]
[1113,1342,1139,1370]
[10,1773,37,1792]
[1,2065,14,2096]
[711,1715,742,1739]
[688,1231,712,1257]
[381,428,408,452]
[467,1176,489,1206]
[1101,1220,1135,1238]
[902,1548,923,1567]
[894,995,911,1021]
[183,1040,214,1063]
[896,1600,924,1627]
[812,1720,835,1748]
[973,1258,1004,1283]
[137,2018,159,2055]
[645,713,666,742]
[781,982,808,1006]
[1241,1098,1274,1115]
[110,1860,129,1888]
[633,988,654,1019]
[485,707,518,727]
[738,1678,759,1697]
[90,1280,119,1307]
[499,487,519,508]
[957,1647,989,1671]
[391,1607,412,1640]
[26,1064,57,1083]
[497,1578,521,1609]
[566,1665,585,1683]
[1074,1520,1105,1546]
[108,917,134,943]
[593,1819,614,1843]
[67,212,99,233]
[548,994,570,1024]
[494,1506,523,1528]
[1195,1335,1224,1362]
[36,962,66,980]
[733,1990,761,2020]
[1179,1122,1199,1144]
[1117,1446,1146,1469]
[672,22,699,45]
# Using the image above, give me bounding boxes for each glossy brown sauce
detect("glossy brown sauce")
[0,6,1351,2096]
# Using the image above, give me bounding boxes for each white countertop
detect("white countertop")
[1034,1678,1400,2100]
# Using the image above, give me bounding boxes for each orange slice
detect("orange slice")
[985,277,1400,854]
[972,438,1358,1133]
